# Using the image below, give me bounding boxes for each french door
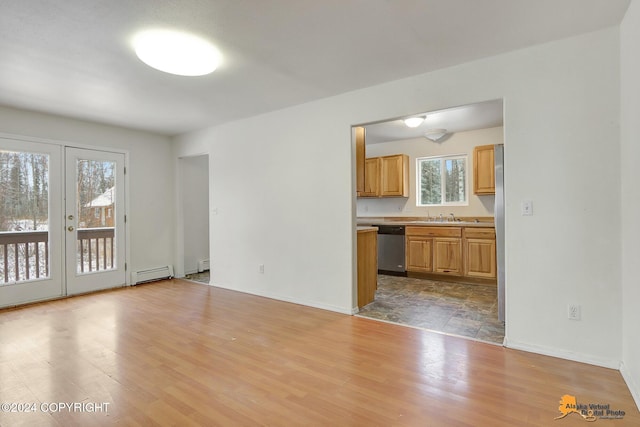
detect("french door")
[0,138,126,308]
[65,147,126,295]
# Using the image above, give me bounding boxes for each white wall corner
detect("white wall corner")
[620,361,640,413]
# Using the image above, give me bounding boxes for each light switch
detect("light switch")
[522,200,533,216]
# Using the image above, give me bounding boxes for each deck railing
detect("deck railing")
[0,228,115,284]
[77,228,115,272]
[0,231,49,283]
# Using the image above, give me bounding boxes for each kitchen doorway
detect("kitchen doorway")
[352,99,505,344]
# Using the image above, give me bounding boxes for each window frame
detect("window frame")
[416,154,469,207]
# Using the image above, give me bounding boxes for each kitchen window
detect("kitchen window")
[416,155,468,206]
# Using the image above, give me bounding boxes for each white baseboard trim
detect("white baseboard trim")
[505,339,620,370]
[620,361,640,413]
[210,281,354,315]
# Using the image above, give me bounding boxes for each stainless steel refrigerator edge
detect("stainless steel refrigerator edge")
[494,144,506,322]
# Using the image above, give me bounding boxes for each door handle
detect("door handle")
[68,215,74,220]
[67,226,75,232]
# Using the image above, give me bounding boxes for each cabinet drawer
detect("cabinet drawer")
[406,226,461,238]
[463,227,495,239]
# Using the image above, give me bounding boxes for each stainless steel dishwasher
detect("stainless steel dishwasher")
[376,225,406,275]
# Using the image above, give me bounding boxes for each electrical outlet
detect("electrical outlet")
[568,304,581,320]
[522,200,533,216]
[258,264,264,274]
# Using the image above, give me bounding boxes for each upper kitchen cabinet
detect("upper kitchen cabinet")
[359,154,409,198]
[380,154,409,197]
[355,127,365,196]
[473,144,495,195]
[360,157,380,197]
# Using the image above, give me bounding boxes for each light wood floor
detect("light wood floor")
[1,279,637,426]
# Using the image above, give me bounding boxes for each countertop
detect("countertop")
[357,226,379,232]
[357,217,494,228]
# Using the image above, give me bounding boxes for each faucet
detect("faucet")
[449,213,455,222]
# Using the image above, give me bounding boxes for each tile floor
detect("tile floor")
[357,275,505,345]
[184,271,210,284]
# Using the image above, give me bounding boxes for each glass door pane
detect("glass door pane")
[76,159,117,273]
[0,138,63,307]
[0,151,50,283]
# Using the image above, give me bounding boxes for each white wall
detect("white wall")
[0,105,174,277]
[621,0,640,410]
[357,126,502,218]
[180,155,209,275]
[174,28,622,366]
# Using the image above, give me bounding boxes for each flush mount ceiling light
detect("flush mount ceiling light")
[424,129,448,142]
[132,29,222,76]
[403,116,425,128]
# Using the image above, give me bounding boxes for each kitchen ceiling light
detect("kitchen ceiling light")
[403,116,425,128]
[133,29,222,76]
[424,129,448,142]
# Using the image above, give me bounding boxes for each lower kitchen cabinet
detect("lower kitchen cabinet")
[406,236,432,272]
[406,226,462,275]
[405,225,496,283]
[463,228,496,279]
[433,238,462,274]
[357,227,378,308]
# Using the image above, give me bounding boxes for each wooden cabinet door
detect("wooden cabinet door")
[433,238,462,274]
[380,154,409,197]
[465,238,496,279]
[474,145,495,195]
[357,229,378,308]
[355,127,365,195]
[361,157,380,197]
[406,236,432,272]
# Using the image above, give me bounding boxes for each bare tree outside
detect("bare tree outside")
[75,159,117,273]
[0,150,49,284]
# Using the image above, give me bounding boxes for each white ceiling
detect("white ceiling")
[363,99,504,144]
[0,1,630,136]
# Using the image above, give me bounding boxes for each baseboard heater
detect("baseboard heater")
[131,265,174,285]
[197,259,210,272]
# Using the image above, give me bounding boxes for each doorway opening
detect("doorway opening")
[353,99,505,345]
[178,154,210,284]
